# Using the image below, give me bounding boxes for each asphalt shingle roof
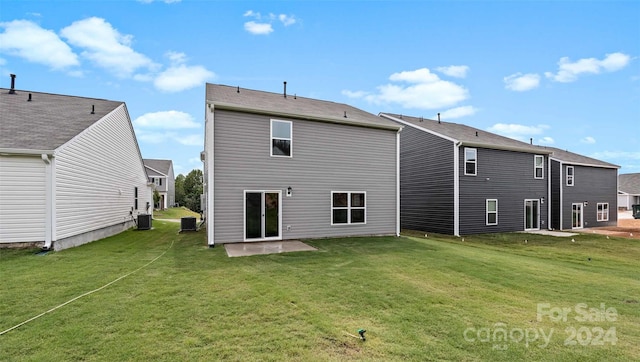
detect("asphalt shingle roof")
[206,84,401,131]
[538,146,619,169]
[619,173,640,194]
[380,113,549,154]
[1,88,123,151]
[143,159,172,176]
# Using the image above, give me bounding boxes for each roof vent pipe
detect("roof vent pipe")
[283,81,287,98]
[91,105,95,114]
[530,138,533,145]
[9,74,16,94]
[476,131,478,137]
[28,93,32,102]
[344,111,347,118]
[237,86,240,93]
[437,113,441,123]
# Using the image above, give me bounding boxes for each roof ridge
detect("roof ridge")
[0,87,123,103]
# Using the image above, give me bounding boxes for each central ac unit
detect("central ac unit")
[181,217,197,232]
[138,214,152,230]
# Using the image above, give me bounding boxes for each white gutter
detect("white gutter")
[0,148,55,156]
[454,141,461,236]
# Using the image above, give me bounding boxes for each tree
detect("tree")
[183,169,203,213]
[153,189,161,209]
[174,174,186,206]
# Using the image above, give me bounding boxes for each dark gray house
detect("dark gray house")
[380,113,551,236]
[540,147,619,230]
[618,173,640,211]
[203,84,402,246]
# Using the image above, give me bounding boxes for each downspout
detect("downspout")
[41,154,54,250]
[206,104,215,247]
[547,156,552,230]
[395,129,401,237]
[453,141,461,236]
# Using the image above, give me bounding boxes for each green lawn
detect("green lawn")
[152,206,200,220]
[1,224,638,361]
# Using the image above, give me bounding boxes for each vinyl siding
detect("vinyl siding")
[459,148,548,234]
[398,124,455,234]
[560,165,617,229]
[55,105,150,240]
[211,109,397,243]
[0,156,46,243]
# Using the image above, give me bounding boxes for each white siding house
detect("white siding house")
[0,79,152,250]
[143,159,175,209]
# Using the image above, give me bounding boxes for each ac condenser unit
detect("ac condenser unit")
[138,214,152,230]
[181,217,197,232]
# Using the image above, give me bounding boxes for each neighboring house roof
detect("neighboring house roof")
[206,83,401,131]
[1,88,123,152]
[143,159,172,176]
[144,166,164,177]
[380,113,550,154]
[619,173,640,195]
[538,146,619,169]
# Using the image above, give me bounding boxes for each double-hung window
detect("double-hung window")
[271,120,292,157]
[566,166,574,186]
[331,192,366,225]
[597,203,609,221]
[134,187,138,210]
[534,155,544,179]
[464,148,477,176]
[486,199,498,225]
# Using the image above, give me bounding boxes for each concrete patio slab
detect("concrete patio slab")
[224,240,317,257]
[520,230,578,237]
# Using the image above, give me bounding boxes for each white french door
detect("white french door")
[572,203,583,229]
[524,199,540,230]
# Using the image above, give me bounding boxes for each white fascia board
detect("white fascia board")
[0,148,55,156]
[549,157,619,169]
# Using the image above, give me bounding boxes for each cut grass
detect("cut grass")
[152,206,200,220]
[1,224,638,361]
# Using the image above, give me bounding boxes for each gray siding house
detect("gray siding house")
[203,84,401,246]
[618,173,640,211]
[143,159,175,209]
[542,147,619,230]
[380,113,551,236]
[0,78,152,250]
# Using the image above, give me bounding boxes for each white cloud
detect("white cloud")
[133,110,199,129]
[278,14,296,26]
[176,134,203,146]
[545,52,631,83]
[581,136,596,144]
[436,106,477,119]
[589,150,640,160]
[435,65,469,78]
[244,21,273,35]
[345,68,469,110]
[487,123,550,142]
[60,17,155,77]
[154,64,215,92]
[504,73,540,91]
[538,136,555,145]
[0,20,79,70]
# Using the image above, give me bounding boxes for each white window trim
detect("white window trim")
[566,166,574,186]
[597,202,609,222]
[486,199,498,226]
[331,191,366,225]
[270,119,292,158]
[534,155,544,179]
[464,148,477,176]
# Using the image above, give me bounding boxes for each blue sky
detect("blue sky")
[2,0,639,175]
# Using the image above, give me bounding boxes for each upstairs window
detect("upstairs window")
[597,203,609,221]
[566,166,574,186]
[534,155,544,179]
[464,148,477,176]
[486,199,498,225]
[331,192,366,225]
[271,120,292,157]
[134,187,138,210]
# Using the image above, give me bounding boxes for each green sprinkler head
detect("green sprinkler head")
[358,329,366,341]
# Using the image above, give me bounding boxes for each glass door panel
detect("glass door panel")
[245,192,262,239]
[264,192,280,238]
